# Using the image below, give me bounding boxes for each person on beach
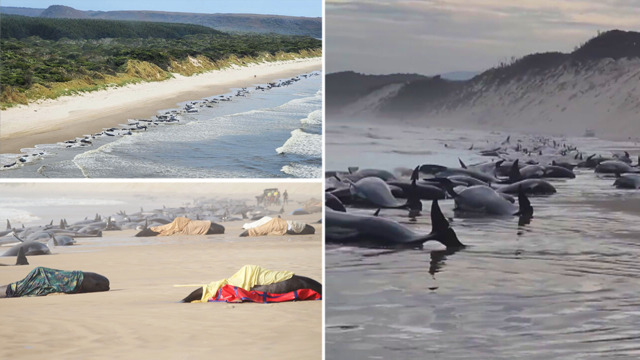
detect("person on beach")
[283,190,289,205]
[0,266,110,298]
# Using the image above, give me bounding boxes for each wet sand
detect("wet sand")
[0,57,321,154]
[0,213,322,360]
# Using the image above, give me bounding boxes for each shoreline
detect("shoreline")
[0,57,322,154]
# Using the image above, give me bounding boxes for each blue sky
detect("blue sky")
[1,0,321,17]
[327,0,640,75]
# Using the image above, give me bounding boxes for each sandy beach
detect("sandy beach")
[0,57,321,154]
[0,182,323,359]
[0,213,322,360]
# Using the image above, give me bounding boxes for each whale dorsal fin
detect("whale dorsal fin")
[410,166,420,183]
[60,219,65,229]
[6,219,10,230]
[373,209,380,217]
[509,159,522,183]
[430,199,450,233]
[515,187,533,217]
[458,158,467,169]
[16,246,28,266]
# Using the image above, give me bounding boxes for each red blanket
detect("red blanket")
[207,284,321,303]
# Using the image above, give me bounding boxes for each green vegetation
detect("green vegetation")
[0,15,322,108]
[1,14,226,40]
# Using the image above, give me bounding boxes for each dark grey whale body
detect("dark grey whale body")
[348,177,406,208]
[613,174,640,189]
[2,241,50,257]
[326,200,464,249]
[434,178,533,217]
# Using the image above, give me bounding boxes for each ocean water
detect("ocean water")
[326,120,640,359]
[0,72,321,178]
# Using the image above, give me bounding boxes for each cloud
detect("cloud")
[327,0,640,74]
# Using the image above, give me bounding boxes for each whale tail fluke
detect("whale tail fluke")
[15,247,28,266]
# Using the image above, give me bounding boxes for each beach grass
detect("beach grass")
[0,49,321,109]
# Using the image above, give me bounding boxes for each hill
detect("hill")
[0,5,322,38]
[1,14,226,40]
[326,71,428,113]
[329,30,640,139]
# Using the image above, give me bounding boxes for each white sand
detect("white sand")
[0,57,321,154]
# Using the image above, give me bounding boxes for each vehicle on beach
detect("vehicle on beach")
[257,188,281,206]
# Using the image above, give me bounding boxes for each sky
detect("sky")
[327,0,640,75]
[0,0,322,17]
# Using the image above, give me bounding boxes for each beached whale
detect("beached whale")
[325,192,346,212]
[0,267,109,298]
[433,178,533,217]
[181,265,322,303]
[0,247,29,266]
[613,174,640,189]
[135,217,225,237]
[326,199,464,249]
[595,160,637,174]
[2,241,51,257]
[348,177,406,208]
[420,164,499,184]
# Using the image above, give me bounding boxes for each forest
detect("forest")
[0,15,322,107]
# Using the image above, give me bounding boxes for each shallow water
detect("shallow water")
[0,72,321,178]
[326,121,640,359]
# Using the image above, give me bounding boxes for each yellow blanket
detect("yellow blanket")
[150,217,211,236]
[194,265,294,303]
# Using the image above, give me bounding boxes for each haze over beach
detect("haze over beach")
[326,0,640,140]
[0,1,322,178]
[0,182,323,359]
